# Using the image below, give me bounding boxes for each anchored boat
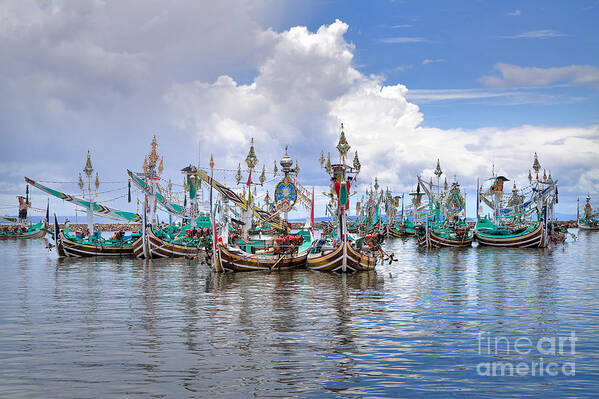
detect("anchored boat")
[0,221,47,239]
[578,195,599,231]
[26,151,143,257]
[474,153,557,248]
[206,142,313,272]
[1,194,50,239]
[415,162,473,248]
[306,124,381,272]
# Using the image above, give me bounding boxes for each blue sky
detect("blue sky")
[0,0,597,219]
[280,0,599,129]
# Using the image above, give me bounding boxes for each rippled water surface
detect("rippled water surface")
[1,231,598,398]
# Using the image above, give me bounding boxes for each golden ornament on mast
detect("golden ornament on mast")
[259,165,266,185]
[236,163,242,184]
[336,123,351,159]
[325,152,332,174]
[84,150,94,178]
[434,159,443,178]
[353,151,361,172]
[148,136,159,170]
[245,138,258,170]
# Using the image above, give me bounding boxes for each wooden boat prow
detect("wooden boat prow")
[307,240,376,272]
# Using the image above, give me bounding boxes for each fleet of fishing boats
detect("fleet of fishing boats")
[2,124,597,272]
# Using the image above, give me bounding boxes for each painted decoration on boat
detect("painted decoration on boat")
[274,176,297,211]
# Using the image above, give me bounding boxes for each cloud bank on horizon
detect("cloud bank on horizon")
[0,1,597,217]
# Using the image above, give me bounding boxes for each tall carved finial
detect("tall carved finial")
[273,159,278,176]
[209,154,214,169]
[444,177,448,191]
[336,123,351,159]
[513,181,518,193]
[325,152,332,174]
[78,173,84,191]
[83,150,94,178]
[353,151,361,172]
[548,171,553,184]
[319,150,325,168]
[148,136,159,169]
[95,172,100,190]
[374,177,379,191]
[294,159,300,175]
[528,169,532,182]
[245,137,258,170]
[434,159,443,178]
[532,152,541,174]
[259,165,266,185]
[235,163,242,184]
[158,157,164,175]
[543,169,547,181]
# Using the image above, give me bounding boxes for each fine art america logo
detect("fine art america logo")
[476,332,577,377]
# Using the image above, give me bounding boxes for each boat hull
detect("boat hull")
[578,219,599,230]
[215,245,307,272]
[132,233,146,258]
[307,241,376,272]
[0,227,46,240]
[57,231,137,257]
[475,223,546,248]
[417,229,473,248]
[146,227,206,259]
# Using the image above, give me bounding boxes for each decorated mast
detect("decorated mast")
[78,150,99,235]
[327,123,360,272]
[141,136,164,226]
[275,146,299,232]
[237,138,260,239]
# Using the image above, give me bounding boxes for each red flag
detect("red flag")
[345,179,351,210]
[246,169,252,203]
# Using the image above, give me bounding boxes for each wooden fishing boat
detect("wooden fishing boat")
[578,218,599,231]
[415,171,473,248]
[389,220,416,237]
[417,224,473,248]
[307,239,376,272]
[0,221,47,239]
[306,124,385,272]
[55,223,141,257]
[145,223,210,258]
[208,144,314,272]
[474,154,557,249]
[474,218,546,248]
[25,151,144,258]
[214,233,311,272]
[578,195,599,231]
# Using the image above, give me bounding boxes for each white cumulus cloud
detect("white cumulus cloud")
[165,21,599,215]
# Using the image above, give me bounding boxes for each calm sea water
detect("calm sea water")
[1,231,598,398]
